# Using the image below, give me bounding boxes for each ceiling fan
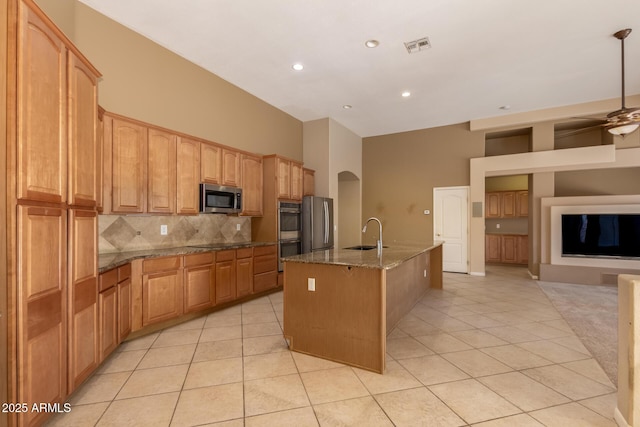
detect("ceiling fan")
[598,28,640,136]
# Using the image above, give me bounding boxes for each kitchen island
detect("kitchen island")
[283,242,443,373]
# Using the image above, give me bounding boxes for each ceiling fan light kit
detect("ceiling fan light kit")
[606,28,640,136]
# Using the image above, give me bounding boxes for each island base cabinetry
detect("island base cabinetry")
[284,263,385,373]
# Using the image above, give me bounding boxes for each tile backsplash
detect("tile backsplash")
[99,214,252,253]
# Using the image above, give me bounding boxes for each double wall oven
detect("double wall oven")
[278,201,302,271]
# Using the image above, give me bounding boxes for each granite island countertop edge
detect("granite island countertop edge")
[282,241,444,270]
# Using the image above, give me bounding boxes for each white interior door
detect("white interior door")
[433,186,469,273]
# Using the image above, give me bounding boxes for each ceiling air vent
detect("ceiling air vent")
[404,37,431,54]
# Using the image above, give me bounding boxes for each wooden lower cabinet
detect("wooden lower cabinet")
[485,234,528,265]
[184,252,215,313]
[99,286,118,361]
[215,250,237,304]
[16,205,68,427]
[68,209,99,392]
[254,245,278,292]
[142,256,183,326]
[236,248,254,297]
[118,276,132,342]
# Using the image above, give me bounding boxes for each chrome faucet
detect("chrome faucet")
[362,217,383,255]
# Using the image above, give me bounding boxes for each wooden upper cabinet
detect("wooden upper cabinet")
[201,142,222,185]
[276,157,291,199]
[177,137,201,215]
[147,128,177,214]
[222,149,241,187]
[17,5,68,204]
[290,161,303,201]
[241,154,263,216]
[303,168,315,197]
[485,192,501,218]
[501,191,516,218]
[68,52,99,207]
[516,190,529,217]
[110,117,148,213]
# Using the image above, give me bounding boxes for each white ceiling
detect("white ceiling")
[78,0,640,137]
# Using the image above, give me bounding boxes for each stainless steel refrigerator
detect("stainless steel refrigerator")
[302,196,334,253]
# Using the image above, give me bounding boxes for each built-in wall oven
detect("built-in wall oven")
[278,201,302,271]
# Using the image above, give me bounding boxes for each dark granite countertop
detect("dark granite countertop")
[99,242,277,273]
[282,241,443,270]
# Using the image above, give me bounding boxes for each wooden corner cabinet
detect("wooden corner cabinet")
[303,167,315,196]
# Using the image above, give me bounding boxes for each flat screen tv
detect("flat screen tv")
[561,214,640,259]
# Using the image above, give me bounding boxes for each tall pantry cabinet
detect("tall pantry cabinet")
[6,1,101,426]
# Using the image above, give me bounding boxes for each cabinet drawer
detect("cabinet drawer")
[216,249,235,262]
[99,268,118,292]
[118,263,131,281]
[254,254,277,274]
[237,247,253,259]
[184,252,214,267]
[254,245,276,257]
[143,256,181,273]
[254,271,278,293]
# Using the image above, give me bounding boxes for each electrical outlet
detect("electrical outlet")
[160,225,168,235]
[308,278,316,291]
[496,223,501,229]
[424,269,427,278]
[236,224,241,231]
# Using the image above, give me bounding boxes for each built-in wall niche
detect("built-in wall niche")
[550,204,640,269]
[553,119,613,150]
[485,128,531,157]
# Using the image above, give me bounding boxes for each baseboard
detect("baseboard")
[469,271,486,277]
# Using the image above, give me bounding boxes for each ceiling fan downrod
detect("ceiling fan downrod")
[614,28,632,111]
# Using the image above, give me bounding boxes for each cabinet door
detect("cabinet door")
[17,206,67,426]
[147,128,176,213]
[111,118,148,213]
[516,190,529,217]
[68,209,99,391]
[485,234,501,263]
[118,277,132,342]
[241,154,263,216]
[303,168,315,197]
[99,287,118,362]
[68,52,99,207]
[222,149,241,187]
[485,193,501,218]
[142,270,183,326]
[276,158,291,199]
[501,235,518,263]
[236,257,253,298]
[517,235,529,265]
[184,265,214,313]
[177,137,201,214]
[290,162,303,201]
[201,142,222,184]
[17,6,67,204]
[215,250,237,304]
[501,191,516,218]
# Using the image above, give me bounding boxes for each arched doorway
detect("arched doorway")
[338,171,361,249]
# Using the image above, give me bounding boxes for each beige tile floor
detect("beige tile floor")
[46,266,617,426]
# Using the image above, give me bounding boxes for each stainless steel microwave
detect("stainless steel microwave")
[199,183,242,213]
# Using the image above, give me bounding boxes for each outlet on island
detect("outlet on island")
[308,278,316,292]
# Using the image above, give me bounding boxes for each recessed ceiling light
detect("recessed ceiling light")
[292,63,304,71]
[402,91,411,98]
[365,39,379,48]
[343,104,352,109]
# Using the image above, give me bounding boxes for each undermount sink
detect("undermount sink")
[344,245,388,251]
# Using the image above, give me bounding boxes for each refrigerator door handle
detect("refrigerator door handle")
[323,200,329,244]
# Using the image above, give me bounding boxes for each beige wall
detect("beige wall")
[555,167,640,196]
[303,118,330,197]
[485,175,528,192]
[36,0,303,159]
[363,123,484,245]
[338,172,361,248]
